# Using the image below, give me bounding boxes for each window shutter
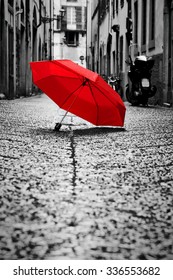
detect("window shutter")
[76,7,82,30]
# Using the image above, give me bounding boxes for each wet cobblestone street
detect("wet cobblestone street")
[0,94,173,260]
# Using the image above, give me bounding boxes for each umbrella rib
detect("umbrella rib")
[88,81,99,125]
[33,75,82,84]
[58,82,85,125]
[91,81,119,108]
[50,60,84,83]
[60,82,84,108]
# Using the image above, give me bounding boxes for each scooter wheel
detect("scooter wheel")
[141,97,148,106]
[125,87,131,103]
[126,87,139,105]
[142,101,148,106]
[131,100,140,106]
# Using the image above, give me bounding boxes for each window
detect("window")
[128,0,132,17]
[100,0,109,22]
[66,6,82,30]
[76,6,82,29]
[0,0,5,82]
[0,1,4,41]
[61,6,85,31]
[113,51,116,75]
[8,0,13,13]
[134,1,138,44]
[112,0,115,18]
[65,31,79,46]
[21,0,24,24]
[149,0,155,49]
[141,0,147,51]
[116,0,118,13]
[120,35,123,71]
[8,0,13,6]
[33,6,37,28]
[67,0,77,2]
[120,0,124,8]
[67,6,76,29]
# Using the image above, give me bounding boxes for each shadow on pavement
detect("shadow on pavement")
[127,103,165,109]
[31,126,126,137]
[72,127,126,136]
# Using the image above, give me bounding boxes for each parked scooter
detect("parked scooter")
[108,75,123,98]
[126,55,157,105]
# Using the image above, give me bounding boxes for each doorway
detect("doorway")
[8,26,14,98]
[0,0,5,89]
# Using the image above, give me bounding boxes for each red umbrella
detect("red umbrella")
[30,60,126,129]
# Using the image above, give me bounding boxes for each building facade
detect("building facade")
[163,0,173,104]
[130,0,164,104]
[87,0,173,105]
[87,0,130,98]
[0,0,52,99]
[53,0,87,67]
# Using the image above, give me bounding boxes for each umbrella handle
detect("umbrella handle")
[59,110,69,124]
[54,122,62,131]
[54,110,68,131]
[57,84,84,128]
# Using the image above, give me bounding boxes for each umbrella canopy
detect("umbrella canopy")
[30,60,126,127]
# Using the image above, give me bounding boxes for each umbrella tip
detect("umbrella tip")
[54,123,62,131]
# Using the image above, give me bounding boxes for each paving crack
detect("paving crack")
[69,129,77,191]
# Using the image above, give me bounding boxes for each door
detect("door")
[0,0,5,89]
[8,26,14,99]
[171,1,173,103]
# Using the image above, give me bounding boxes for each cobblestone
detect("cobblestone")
[0,94,173,259]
